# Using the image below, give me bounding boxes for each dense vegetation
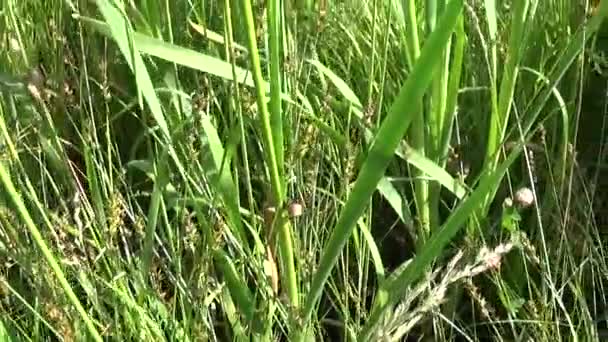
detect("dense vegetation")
[1,0,608,340]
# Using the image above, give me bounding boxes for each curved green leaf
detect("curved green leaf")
[298,0,464,331]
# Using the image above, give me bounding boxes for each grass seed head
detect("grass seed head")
[514,187,535,208]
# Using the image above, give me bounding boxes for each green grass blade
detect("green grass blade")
[402,0,429,241]
[93,0,170,140]
[238,0,298,310]
[214,249,256,328]
[360,143,520,340]
[397,142,468,199]
[83,142,107,231]
[0,163,103,342]
[440,13,465,157]
[189,19,248,53]
[268,0,285,184]
[298,0,463,329]
[0,318,11,342]
[377,176,412,225]
[98,277,165,339]
[0,277,61,339]
[78,15,258,89]
[199,114,246,245]
[357,219,386,282]
[484,0,529,170]
[307,59,364,110]
[141,152,168,282]
[483,0,498,78]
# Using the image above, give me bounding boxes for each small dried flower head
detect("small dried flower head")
[484,243,514,271]
[484,252,502,270]
[514,187,535,208]
[288,202,303,218]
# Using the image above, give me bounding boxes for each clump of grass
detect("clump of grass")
[1,0,608,341]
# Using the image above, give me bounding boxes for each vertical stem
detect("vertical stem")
[482,0,529,212]
[427,0,450,231]
[426,0,437,33]
[404,0,430,243]
[269,0,285,185]
[239,0,299,309]
[484,0,529,169]
[366,0,379,105]
[224,0,255,228]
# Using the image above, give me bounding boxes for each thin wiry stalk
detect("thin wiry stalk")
[0,162,103,342]
[268,0,285,183]
[403,0,431,244]
[484,0,529,175]
[426,0,452,231]
[239,0,299,310]
[224,0,255,227]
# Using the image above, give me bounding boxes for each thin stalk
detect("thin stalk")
[239,0,298,308]
[374,4,392,123]
[224,0,255,224]
[403,0,430,243]
[0,162,103,342]
[479,0,529,217]
[484,0,529,172]
[440,14,465,160]
[426,0,437,33]
[427,0,450,231]
[483,0,499,145]
[267,0,300,313]
[268,0,285,185]
[140,150,168,290]
[437,11,467,324]
[6,0,29,67]
[366,0,379,105]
